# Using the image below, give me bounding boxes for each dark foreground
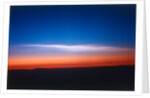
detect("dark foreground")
[7,66,135,91]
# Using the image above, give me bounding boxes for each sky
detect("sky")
[8,5,136,70]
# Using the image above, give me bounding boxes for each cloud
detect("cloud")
[18,44,134,52]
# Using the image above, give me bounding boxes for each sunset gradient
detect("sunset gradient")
[8,44,135,70]
[8,5,136,70]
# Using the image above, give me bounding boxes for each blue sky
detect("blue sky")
[9,5,136,48]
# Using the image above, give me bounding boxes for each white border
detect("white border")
[1,0,144,95]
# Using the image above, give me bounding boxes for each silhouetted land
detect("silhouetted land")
[7,65,134,91]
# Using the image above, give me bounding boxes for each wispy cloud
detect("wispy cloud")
[18,44,134,52]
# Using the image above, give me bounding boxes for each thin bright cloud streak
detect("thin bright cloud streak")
[18,44,134,52]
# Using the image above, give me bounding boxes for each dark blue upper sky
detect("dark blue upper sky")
[9,5,136,48]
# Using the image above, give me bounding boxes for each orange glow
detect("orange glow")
[8,53,135,70]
